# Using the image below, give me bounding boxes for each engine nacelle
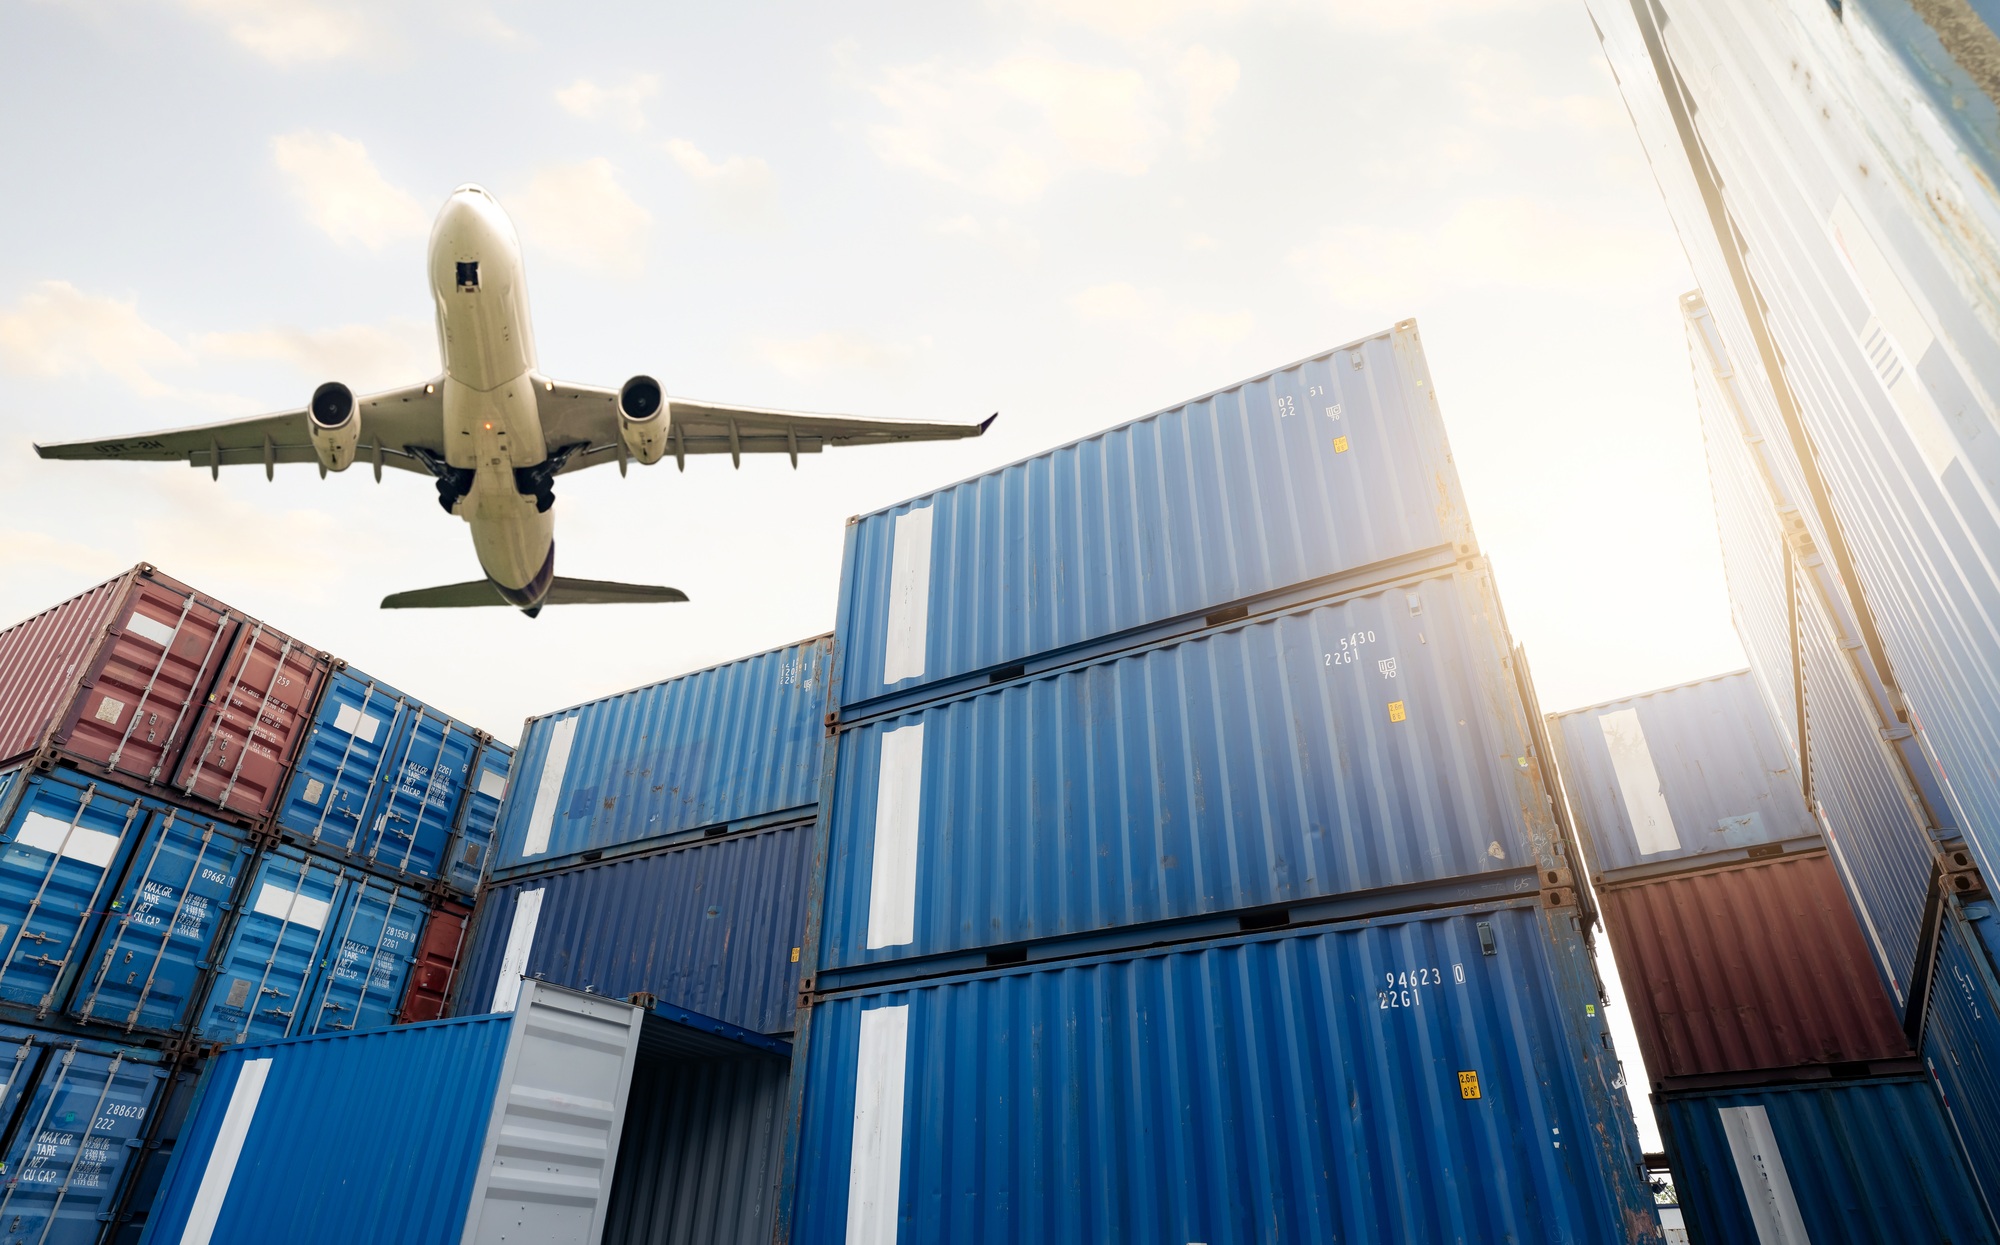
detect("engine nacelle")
[308,381,359,473]
[618,375,670,466]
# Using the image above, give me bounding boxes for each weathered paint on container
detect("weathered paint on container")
[490,637,830,877]
[1553,672,1814,879]
[832,322,1473,716]
[272,665,482,887]
[457,824,808,1036]
[820,562,1553,974]
[444,736,512,896]
[1657,1076,1997,1244]
[1924,896,2000,1209]
[1599,851,1910,1085]
[398,900,471,1025]
[1589,0,2000,912]
[140,981,643,1245]
[788,901,1658,1244]
[0,1033,169,1245]
[169,617,326,821]
[191,845,426,1045]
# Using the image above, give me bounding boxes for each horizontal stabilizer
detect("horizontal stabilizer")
[380,577,689,609]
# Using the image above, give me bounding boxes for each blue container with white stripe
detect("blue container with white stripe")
[832,322,1473,717]
[191,844,427,1046]
[1924,896,2000,1208]
[442,736,512,896]
[272,666,483,889]
[488,637,830,878]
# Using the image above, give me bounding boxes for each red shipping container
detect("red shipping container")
[1602,850,1910,1085]
[0,565,327,821]
[398,900,472,1023]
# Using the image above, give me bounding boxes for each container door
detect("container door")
[0,1048,166,1245]
[69,808,254,1035]
[172,621,325,820]
[0,772,149,1019]
[272,671,406,857]
[57,581,234,791]
[358,708,475,882]
[192,850,346,1044]
[397,901,470,1024]
[445,744,510,896]
[297,877,424,1035]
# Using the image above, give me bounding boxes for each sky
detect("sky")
[0,0,1739,1146]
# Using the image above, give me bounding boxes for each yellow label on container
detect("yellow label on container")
[791,947,801,963]
[1388,700,1407,723]
[1333,436,1350,453]
[1459,1071,1480,1099]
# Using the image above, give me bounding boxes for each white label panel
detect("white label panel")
[882,507,934,685]
[490,888,546,1013]
[94,697,124,726]
[1719,1104,1812,1245]
[866,724,924,950]
[178,1057,272,1245]
[125,612,177,648]
[1597,709,1681,856]
[477,768,509,800]
[846,1004,910,1245]
[252,882,330,931]
[15,811,121,869]
[330,704,382,743]
[521,717,578,858]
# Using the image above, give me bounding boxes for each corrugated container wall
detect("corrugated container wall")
[140,983,643,1245]
[1657,1076,1997,1243]
[832,321,1473,716]
[789,901,1658,1244]
[455,824,809,1036]
[1553,672,1815,878]
[819,561,1552,978]
[1923,896,2000,1209]
[398,899,471,1025]
[604,1047,790,1245]
[446,735,513,895]
[1587,0,2000,915]
[1598,852,1910,1085]
[490,636,830,877]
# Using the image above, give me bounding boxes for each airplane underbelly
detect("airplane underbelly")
[469,488,554,593]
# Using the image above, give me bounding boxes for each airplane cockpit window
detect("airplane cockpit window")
[456,261,479,291]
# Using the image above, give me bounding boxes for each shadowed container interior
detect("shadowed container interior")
[604,1052,789,1245]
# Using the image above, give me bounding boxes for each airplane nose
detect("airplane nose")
[452,182,490,198]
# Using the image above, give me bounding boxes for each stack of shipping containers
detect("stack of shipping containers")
[447,638,830,1245]
[778,322,1660,1242]
[1552,671,1994,1238]
[1587,0,2000,1214]
[0,564,509,1243]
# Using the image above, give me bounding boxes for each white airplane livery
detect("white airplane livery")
[37,185,993,616]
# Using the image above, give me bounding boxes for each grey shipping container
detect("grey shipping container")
[455,822,810,1036]
[832,321,1473,718]
[818,559,1560,980]
[490,637,830,879]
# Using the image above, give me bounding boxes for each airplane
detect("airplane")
[35,184,994,616]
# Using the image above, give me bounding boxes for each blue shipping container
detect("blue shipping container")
[1552,672,1815,878]
[141,981,645,1245]
[1657,1076,1995,1244]
[1925,896,2000,1209]
[456,823,809,1036]
[272,666,483,886]
[819,562,1549,975]
[0,1026,168,1245]
[490,636,829,877]
[833,321,1472,715]
[443,736,513,896]
[192,845,427,1045]
[787,900,1658,1243]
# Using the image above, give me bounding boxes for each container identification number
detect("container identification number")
[1379,965,1466,1009]
[1325,631,1377,666]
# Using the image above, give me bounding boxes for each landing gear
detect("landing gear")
[512,444,585,515]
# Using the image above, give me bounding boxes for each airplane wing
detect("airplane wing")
[33,381,446,478]
[535,382,996,473]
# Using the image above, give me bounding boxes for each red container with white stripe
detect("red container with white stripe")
[0,564,328,822]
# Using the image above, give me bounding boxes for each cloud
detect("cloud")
[270,131,429,249]
[1287,195,1684,301]
[180,0,372,64]
[555,75,660,132]
[1068,281,1254,348]
[752,331,923,377]
[1018,0,1247,40]
[663,139,780,231]
[507,159,652,273]
[930,214,1040,257]
[0,281,196,398]
[196,318,436,391]
[1173,45,1239,154]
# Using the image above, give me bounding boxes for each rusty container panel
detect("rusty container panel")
[170,619,328,820]
[1602,851,1909,1086]
[0,566,241,792]
[398,899,471,1024]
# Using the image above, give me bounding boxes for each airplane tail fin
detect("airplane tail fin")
[380,577,689,610]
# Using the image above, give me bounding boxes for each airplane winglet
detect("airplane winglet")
[978,412,999,433]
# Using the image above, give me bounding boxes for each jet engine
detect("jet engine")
[618,375,670,465]
[308,381,360,472]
